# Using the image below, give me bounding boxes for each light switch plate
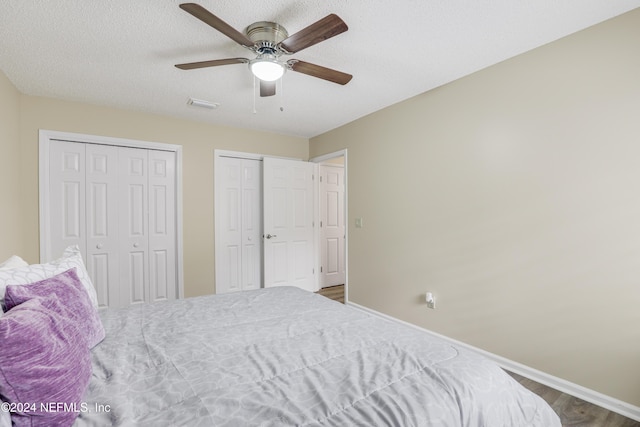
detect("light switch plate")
[355,218,363,228]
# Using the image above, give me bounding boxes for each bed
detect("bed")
[76,286,560,426]
[1,249,560,426]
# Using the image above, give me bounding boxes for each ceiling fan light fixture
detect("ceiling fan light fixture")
[249,55,285,82]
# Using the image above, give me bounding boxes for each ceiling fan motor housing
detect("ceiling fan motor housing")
[246,21,289,55]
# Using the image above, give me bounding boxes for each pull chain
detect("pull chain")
[252,76,257,114]
[279,77,284,112]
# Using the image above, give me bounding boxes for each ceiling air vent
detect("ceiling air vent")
[187,97,219,109]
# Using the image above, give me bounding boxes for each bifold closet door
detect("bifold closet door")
[49,141,86,264]
[118,147,149,307]
[85,144,120,309]
[49,141,121,309]
[215,157,262,294]
[48,140,177,309]
[148,150,177,304]
[118,147,177,307]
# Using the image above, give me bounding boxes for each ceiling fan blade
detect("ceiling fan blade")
[278,14,347,54]
[175,58,249,70]
[179,3,254,47]
[260,81,276,97]
[288,60,352,85]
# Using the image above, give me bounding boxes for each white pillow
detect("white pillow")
[0,245,98,311]
[0,255,28,270]
[0,398,11,427]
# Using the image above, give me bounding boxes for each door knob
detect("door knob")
[265,234,277,239]
[133,243,139,248]
[96,244,103,249]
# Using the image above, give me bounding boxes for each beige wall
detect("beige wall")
[0,71,23,260]
[12,94,307,297]
[311,9,640,407]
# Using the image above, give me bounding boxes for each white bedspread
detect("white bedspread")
[75,286,561,426]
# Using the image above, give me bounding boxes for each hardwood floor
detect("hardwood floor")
[315,284,639,426]
[316,284,344,303]
[507,372,639,427]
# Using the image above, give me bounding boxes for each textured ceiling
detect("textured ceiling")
[1,1,638,138]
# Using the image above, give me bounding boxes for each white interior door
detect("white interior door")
[215,156,262,293]
[40,130,183,309]
[148,149,177,303]
[49,141,86,262]
[241,159,263,291]
[85,143,119,309]
[216,157,242,293]
[263,157,317,292]
[319,164,345,288]
[119,147,149,307]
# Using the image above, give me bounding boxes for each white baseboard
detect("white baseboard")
[346,301,640,422]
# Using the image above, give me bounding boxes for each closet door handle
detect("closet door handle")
[133,243,139,248]
[264,234,277,240]
[96,244,103,249]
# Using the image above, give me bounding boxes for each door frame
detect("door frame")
[310,149,348,303]
[317,162,345,289]
[38,129,184,299]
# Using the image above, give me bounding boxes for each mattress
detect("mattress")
[75,286,561,426]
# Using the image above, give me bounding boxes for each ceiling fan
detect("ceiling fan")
[175,3,353,97]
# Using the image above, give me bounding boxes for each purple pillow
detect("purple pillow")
[0,298,91,427]
[4,268,105,348]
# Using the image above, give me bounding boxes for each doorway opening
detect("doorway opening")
[310,150,348,303]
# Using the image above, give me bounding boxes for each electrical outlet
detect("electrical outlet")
[426,292,436,309]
